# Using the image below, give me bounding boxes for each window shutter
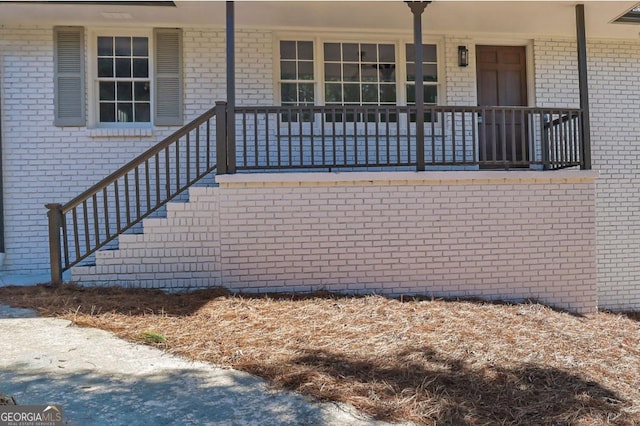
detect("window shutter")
[154,28,183,126]
[54,27,85,126]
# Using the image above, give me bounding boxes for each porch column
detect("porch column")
[226,0,236,173]
[576,4,592,170]
[406,1,430,171]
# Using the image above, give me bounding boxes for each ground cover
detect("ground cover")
[0,284,638,425]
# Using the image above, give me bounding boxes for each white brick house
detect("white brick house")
[0,1,639,313]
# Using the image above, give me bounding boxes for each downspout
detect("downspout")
[576,4,592,170]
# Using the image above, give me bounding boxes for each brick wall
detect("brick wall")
[0,26,273,274]
[1,25,638,312]
[534,38,640,311]
[73,171,598,314]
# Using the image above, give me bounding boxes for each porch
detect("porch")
[40,1,602,313]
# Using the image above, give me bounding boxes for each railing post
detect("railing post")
[226,1,236,174]
[216,101,228,174]
[406,1,430,172]
[576,4,592,170]
[45,203,63,285]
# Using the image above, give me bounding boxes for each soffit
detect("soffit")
[1,1,639,40]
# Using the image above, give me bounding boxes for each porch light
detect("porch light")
[458,45,469,67]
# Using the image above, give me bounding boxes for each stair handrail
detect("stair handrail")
[47,104,221,284]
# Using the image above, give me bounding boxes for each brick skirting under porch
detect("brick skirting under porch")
[73,170,598,314]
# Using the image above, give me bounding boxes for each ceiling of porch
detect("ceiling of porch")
[1,1,640,40]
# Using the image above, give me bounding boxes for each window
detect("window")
[406,43,438,121]
[275,37,440,123]
[279,40,315,107]
[323,42,396,106]
[53,27,183,128]
[405,43,438,108]
[97,36,151,123]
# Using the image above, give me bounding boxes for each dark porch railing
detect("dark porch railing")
[47,102,587,284]
[221,104,585,172]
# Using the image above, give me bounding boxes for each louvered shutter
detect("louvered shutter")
[54,27,85,126]
[154,28,183,126]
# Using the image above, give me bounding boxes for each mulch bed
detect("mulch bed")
[0,284,638,425]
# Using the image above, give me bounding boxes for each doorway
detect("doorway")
[476,45,528,165]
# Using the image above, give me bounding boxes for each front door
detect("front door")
[476,45,528,165]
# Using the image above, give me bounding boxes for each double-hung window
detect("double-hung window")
[97,36,151,124]
[279,40,314,122]
[405,43,438,110]
[53,27,183,128]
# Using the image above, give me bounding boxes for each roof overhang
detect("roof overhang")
[1,1,640,39]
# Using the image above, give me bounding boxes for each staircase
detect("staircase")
[46,104,222,284]
[72,186,222,289]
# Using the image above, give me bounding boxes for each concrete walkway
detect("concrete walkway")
[0,305,397,426]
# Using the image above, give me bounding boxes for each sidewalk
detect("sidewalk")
[0,305,396,426]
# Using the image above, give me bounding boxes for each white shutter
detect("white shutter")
[54,27,85,126]
[154,28,183,126]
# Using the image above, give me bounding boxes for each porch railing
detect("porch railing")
[47,102,587,284]
[46,105,219,284]
[222,105,585,172]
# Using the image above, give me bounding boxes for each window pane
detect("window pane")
[115,37,131,56]
[362,84,378,103]
[97,37,113,56]
[406,63,415,81]
[405,44,415,62]
[280,61,296,80]
[406,85,415,104]
[379,44,395,62]
[98,58,113,78]
[361,64,378,82]
[115,58,132,77]
[298,83,314,104]
[117,103,133,122]
[134,82,150,101]
[424,64,438,82]
[298,61,314,80]
[425,85,438,104]
[324,43,341,61]
[281,83,297,103]
[100,103,116,122]
[135,103,151,122]
[343,83,360,103]
[325,83,342,103]
[324,63,341,81]
[343,63,359,82]
[424,44,437,63]
[132,37,148,56]
[133,58,149,78]
[342,43,359,61]
[379,64,395,82]
[360,44,377,62]
[99,81,115,101]
[298,41,313,60]
[280,41,296,59]
[380,84,396,103]
[117,81,133,101]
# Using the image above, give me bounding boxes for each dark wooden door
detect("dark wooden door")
[476,45,528,165]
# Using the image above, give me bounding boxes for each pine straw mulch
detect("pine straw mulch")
[0,284,639,425]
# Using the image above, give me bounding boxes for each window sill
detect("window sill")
[87,128,155,138]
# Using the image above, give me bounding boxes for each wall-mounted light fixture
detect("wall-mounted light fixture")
[458,45,469,67]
